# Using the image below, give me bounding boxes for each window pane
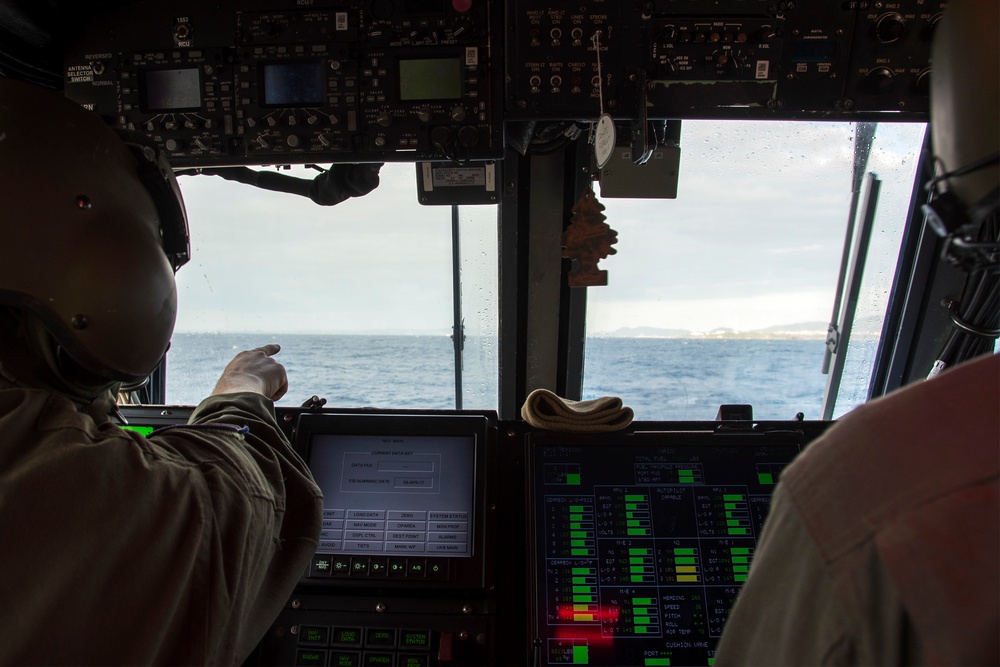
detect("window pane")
[165,162,490,409]
[584,120,926,421]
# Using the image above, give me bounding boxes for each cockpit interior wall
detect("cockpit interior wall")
[119,405,831,666]
[44,0,942,168]
[2,0,949,664]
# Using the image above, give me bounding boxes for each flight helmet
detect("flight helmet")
[0,78,190,383]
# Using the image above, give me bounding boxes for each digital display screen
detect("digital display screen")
[262,62,325,106]
[792,39,837,63]
[143,68,201,111]
[309,432,476,557]
[399,58,462,101]
[529,432,802,666]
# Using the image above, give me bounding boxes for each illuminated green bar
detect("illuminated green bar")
[634,608,650,616]
[626,503,638,510]
[571,548,590,555]
[635,626,650,634]
[630,557,644,564]
[573,645,589,664]
[731,547,751,555]
[630,566,645,573]
[572,577,587,584]
[572,585,592,593]
[627,520,641,527]
[569,514,583,522]
[629,548,649,555]
[120,425,155,437]
[571,539,587,546]
[628,528,648,536]
[635,616,652,624]
[725,502,738,510]
[570,522,582,529]
[727,519,742,527]
[631,575,644,582]
[728,528,749,535]
[735,574,747,582]
[572,567,592,574]
[645,659,670,666]
[625,495,646,501]
[675,557,697,565]
[679,476,695,483]
[573,595,596,602]
[633,598,653,605]
[724,494,745,501]
[571,531,588,538]
[567,473,581,485]
[732,556,749,564]
[570,506,586,512]
[733,565,749,573]
[758,472,774,484]
[673,548,696,555]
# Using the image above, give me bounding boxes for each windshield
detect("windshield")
[163,120,926,417]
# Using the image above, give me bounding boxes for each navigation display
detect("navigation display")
[310,432,475,557]
[528,431,802,666]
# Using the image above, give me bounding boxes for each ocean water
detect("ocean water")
[165,333,829,421]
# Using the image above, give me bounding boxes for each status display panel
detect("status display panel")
[528,431,802,667]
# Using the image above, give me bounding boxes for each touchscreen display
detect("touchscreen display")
[310,432,475,558]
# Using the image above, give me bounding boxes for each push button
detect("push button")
[332,555,352,576]
[298,625,329,646]
[332,626,363,647]
[363,653,394,667]
[330,651,361,667]
[399,655,429,667]
[366,628,396,648]
[369,557,388,576]
[311,554,333,577]
[295,649,327,666]
[388,558,407,577]
[399,630,431,651]
[407,559,426,578]
[351,557,370,576]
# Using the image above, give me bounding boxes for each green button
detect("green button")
[401,630,431,649]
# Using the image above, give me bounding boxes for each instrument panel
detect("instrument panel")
[58,0,942,168]
[118,405,830,666]
[64,0,503,167]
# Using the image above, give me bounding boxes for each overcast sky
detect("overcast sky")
[172,119,927,336]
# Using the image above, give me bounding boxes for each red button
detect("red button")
[452,0,472,12]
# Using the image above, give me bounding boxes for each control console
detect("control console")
[63,0,502,167]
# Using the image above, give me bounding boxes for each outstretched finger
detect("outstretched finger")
[256,343,281,357]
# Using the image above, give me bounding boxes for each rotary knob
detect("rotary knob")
[875,12,906,44]
[450,106,467,122]
[377,112,392,127]
[860,66,895,95]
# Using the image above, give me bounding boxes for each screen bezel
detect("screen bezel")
[295,412,492,589]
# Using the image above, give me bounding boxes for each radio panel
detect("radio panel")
[508,0,943,121]
[63,0,502,167]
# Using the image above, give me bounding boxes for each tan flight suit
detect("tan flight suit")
[715,353,999,666]
[0,385,323,664]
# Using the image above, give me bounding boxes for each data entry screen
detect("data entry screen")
[529,433,802,666]
[309,433,475,558]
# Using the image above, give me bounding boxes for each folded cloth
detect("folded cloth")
[521,388,634,432]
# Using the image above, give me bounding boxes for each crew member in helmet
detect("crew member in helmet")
[0,79,323,664]
[714,1,999,664]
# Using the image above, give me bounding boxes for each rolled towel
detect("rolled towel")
[521,388,634,432]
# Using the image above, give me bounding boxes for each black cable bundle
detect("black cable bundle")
[935,201,1000,372]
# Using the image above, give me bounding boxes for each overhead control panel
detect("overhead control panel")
[63,0,502,167]
[506,0,945,121]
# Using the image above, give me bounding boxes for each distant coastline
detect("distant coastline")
[173,322,830,340]
[590,322,829,340]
